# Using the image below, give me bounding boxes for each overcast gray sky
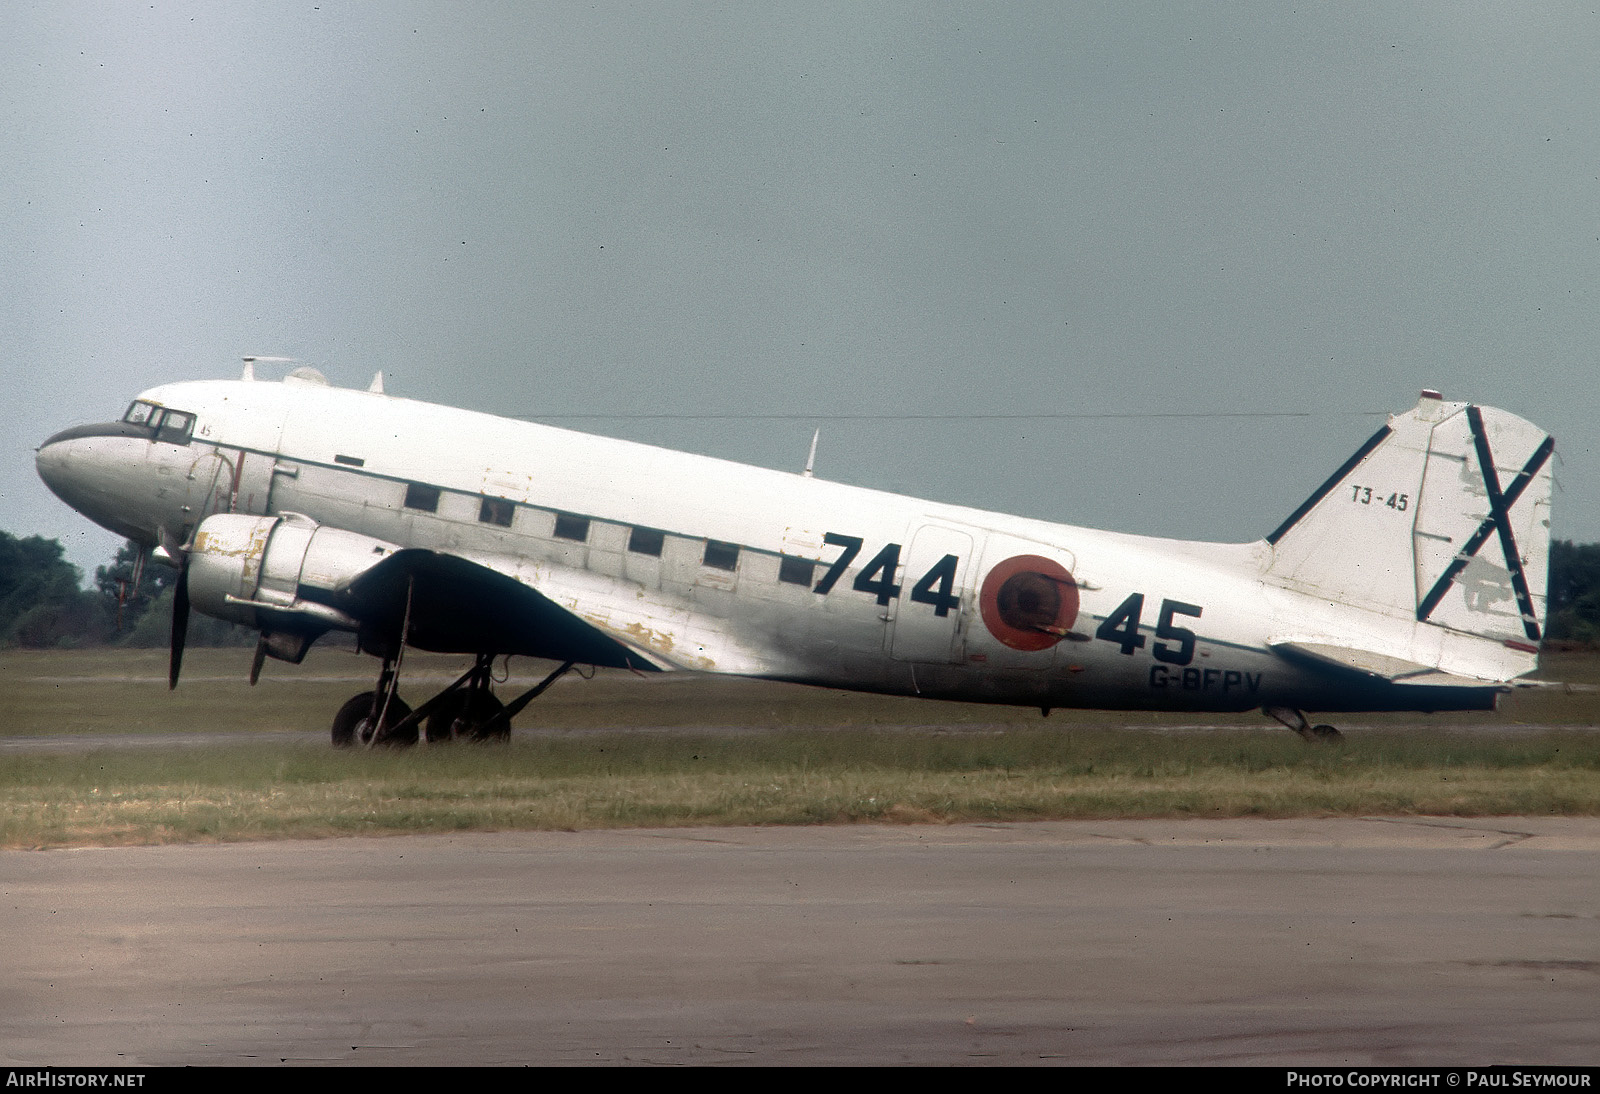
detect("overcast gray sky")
[6,2,1597,578]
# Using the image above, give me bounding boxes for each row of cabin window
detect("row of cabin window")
[401,480,818,586]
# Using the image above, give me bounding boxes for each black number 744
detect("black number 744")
[813,533,960,616]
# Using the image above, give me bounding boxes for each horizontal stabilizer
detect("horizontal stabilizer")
[1269,640,1503,689]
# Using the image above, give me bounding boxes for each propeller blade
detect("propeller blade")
[249,635,268,686]
[169,561,190,690]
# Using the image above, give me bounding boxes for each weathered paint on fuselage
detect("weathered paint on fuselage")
[39,376,1502,714]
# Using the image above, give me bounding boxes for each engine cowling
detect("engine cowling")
[186,512,397,635]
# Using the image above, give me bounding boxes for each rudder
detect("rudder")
[1411,403,1554,648]
[1264,393,1554,662]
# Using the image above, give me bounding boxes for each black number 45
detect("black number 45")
[1095,594,1203,666]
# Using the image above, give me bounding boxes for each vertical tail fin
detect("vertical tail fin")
[1264,393,1554,678]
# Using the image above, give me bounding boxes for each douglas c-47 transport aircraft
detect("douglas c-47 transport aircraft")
[37,364,1554,746]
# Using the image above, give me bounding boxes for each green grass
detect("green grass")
[4,725,1599,848]
[2,648,1597,847]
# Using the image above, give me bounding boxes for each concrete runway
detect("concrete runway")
[4,818,1598,1066]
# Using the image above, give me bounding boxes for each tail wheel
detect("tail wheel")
[331,691,416,748]
[426,690,509,743]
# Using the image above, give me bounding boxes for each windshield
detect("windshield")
[156,410,195,445]
[119,400,195,445]
[122,400,160,426]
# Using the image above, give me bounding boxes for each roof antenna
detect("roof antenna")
[802,428,819,478]
[368,370,385,394]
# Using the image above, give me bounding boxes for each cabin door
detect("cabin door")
[228,450,279,515]
[888,523,973,663]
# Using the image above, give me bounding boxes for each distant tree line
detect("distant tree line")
[1,530,1598,649]
[1548,540,1600,645]
[0,533,250,649]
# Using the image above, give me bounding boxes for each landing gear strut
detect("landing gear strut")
[1264,706,1343,743]
[330,654,578,749]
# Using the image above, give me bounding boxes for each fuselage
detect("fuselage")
[37,374,1511,714]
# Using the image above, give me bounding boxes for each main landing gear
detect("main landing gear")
[331,653,577,749]
[1264,706,1343,743]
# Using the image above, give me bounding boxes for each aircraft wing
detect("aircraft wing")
[340,548,669,671]
[1267,639,1505,689]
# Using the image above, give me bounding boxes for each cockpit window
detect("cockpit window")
[123,401,160,426]
[117,399,193,443]
[156,410,195,445]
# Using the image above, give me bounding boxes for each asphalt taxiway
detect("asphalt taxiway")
[4,817,1598,1066]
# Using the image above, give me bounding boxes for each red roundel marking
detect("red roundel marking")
[978,554,1080,652]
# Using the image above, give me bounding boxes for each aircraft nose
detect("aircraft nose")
[35,423,161,542]
[35,432,78,500]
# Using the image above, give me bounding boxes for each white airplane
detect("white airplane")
[36,365,1554,745]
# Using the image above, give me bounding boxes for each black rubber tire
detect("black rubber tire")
[471,692,512,743]
[1310,724,1343,742]
[425,690,507,743]
[331,691,416,748]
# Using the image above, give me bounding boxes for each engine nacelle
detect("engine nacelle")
[187,512,398,639]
